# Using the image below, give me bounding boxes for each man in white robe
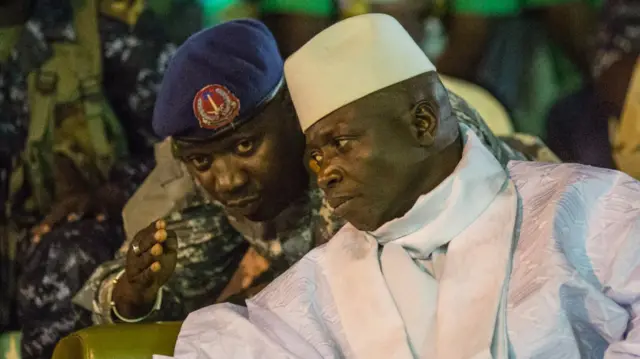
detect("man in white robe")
[156,14,640,359]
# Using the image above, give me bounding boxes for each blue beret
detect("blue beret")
[152,19,284,140]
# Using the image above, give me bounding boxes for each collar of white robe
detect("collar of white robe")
[323,125,517,359]
[368,124,509,259]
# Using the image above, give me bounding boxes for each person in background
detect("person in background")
[603,0,640,178]
[437,0,598,80]
[547,0,640,175]
[339,0,591,139]
[0,0,177,357]
[258,0,336,57]
[440,0,600,138]
[342,0,561,159]
[195,0,336,57]
[159,14,640,359]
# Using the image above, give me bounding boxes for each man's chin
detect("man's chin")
[227,202,278,223]
[349,220,380,233]
[340,212,380,232]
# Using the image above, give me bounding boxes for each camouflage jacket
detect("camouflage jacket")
[74,180,343,324]
[74,91,558,325]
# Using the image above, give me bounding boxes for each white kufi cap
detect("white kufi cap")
[284,13,437,132]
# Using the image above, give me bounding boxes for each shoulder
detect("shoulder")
[509,161,640,241]
[509,161,640,197]
[443,76,513,136]
[510,162,640,287]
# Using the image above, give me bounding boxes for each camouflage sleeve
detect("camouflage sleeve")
[73,201,243,324]
[98,12,177,146]
[447,91,561,165]
[499,133,561,163]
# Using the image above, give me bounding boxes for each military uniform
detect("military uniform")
[0,0,177,357]
[75,162,343,323]
[72,19,346,326]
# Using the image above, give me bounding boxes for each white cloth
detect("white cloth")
[321,128,516,359]
[156,137,640,359]
[284,14,436,131]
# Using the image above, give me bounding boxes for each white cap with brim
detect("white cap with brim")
[284,13,437,132]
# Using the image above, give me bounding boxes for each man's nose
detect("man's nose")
[213,158,248,194]
[318,165,343,190]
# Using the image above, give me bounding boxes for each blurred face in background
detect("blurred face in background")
[369,0,432,45]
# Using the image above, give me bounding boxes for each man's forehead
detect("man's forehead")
[174,118,265,153]
[305,106,368,146]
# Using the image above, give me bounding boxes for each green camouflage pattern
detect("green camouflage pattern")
[74,185,343,324]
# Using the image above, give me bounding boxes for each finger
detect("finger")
[94,203,108,223]
[66,196,91,222]
[131,230,161,256]
[67,212,83,222]
[158,252,177,277]
[150,243,164,257]
[128,244,164,277]
[32,223,51,236]
[38,198,77,230]
[130,263,160,288]
[162,232,178,252]
[155,220,166,230]
[154,229,168,243]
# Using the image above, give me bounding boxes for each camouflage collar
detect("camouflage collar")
[225,185,319,244]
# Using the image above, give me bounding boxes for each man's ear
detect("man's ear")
[411,101,438,146]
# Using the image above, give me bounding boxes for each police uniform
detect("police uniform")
[0,0,177,357]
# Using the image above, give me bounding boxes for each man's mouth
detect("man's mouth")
[225,195,261,209]
[327,195,355,211]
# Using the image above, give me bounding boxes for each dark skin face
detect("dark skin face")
[306,73,462,231]
[174,90,309,222]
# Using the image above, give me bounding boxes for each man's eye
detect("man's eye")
[235,140,254,154]
[190,155,211,169]
[308,152,323,174]
[311,153,323,164]
[308,159,321,174]
[335,138,351,149]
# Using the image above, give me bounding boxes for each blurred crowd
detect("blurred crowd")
[0,0,638,358]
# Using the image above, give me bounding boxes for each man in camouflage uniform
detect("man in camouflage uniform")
[74,19,558,329]
[0,0,177,357]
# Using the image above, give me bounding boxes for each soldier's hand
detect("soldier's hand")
[112,220,178,319]
[31,192,108,243]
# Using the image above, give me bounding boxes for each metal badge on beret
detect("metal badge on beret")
[192,84,241,130]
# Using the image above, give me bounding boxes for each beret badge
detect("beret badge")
[192,84,241,130]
